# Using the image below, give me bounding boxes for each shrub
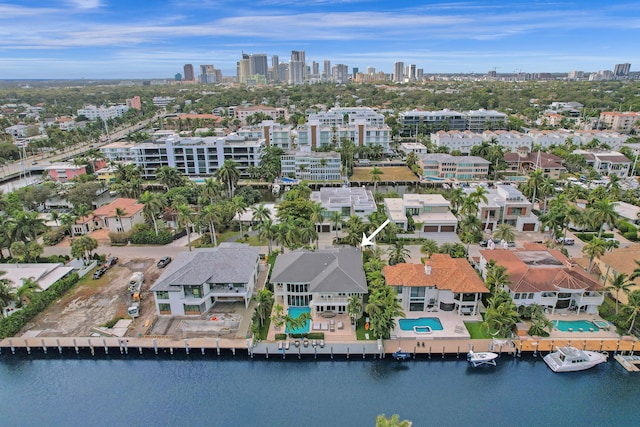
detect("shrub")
[42,228,67,246]
[0,273,80,338]
[306,332,325,340]
[130,228,173,245]
[625,231,639,241]
[109,230,132,245]
[275,333,287,340]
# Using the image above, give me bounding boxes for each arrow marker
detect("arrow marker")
[360,219,391,247]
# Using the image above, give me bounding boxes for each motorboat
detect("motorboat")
[467,350,498,367]
[543,346,608,372]
[392,348,412,360]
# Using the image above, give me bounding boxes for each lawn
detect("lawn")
[236,235,269,246]
[193,229,239,247]
[464,321,493,339]
[355,316,374,340]
[350,166,419,182]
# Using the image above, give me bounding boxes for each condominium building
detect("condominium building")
[152,97,176,108]
[431,131,484,155]
[183,64,195,81]
[394,62,404,82]
[308,107,385,126]
[572,131,630,149]
[399,143,428,154]
[527,130,572,148]
[483,130,534,152]
[599,112,640,133]
[465,109,508,132]
[280,151,341,181]
[417,154,490,181]
[399,109,466,135]
[296,120,391,151]
[234,106,287,123]
[100,134,263,179]
[237,120,294,150]
[77,104,129,121]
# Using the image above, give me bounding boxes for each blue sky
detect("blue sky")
[1,0,639,79]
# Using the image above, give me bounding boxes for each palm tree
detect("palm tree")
[347,294,363,328]
[624,290,640,335]
[420,239,439,258]
[484,263,511,295]
[12,210,47,243]
[299,223,317,249]
[607,272,633,315]
[483,291,520,337]
[217,160,240,199]
[527,168,544,207]
[176,204,195,251]
[155,166,185,190]
[254,288,274,327]
[139,190,166,236]
[251,203,271,226]
[447,187,465,215]
[200,177,223,205]
[0,271,15,316]
[328,211,342,239]
[370,166,383,193]
[582,237,607,273]
[199,204,220,247]
[387,241,410,265]
[366,287,405,339]
[231,195,248,236]
[114,207,127,231]
[309,203,324,245]
[591,199,618,237]
[16,276,40,307]
[493,223,516,243]
[376,414,411,427]
[258,220,278,255]
[285,311,311,338]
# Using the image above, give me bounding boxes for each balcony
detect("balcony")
[209,285,249,297]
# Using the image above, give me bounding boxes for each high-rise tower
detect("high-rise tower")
[394,62,405,82]
[183,64,194,81]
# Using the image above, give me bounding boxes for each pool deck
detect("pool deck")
[546,313,619,339]
[391,311,480,340]
[266,312,356,342]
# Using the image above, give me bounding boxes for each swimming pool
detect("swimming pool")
[554,320,599,332]
[281,177,299,184]
[285,307,311,334]
[398,317,444,331]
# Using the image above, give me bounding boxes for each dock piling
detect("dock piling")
[41,339,47,354]
[363,346,366,359]
[456,346,459,359]
[25,339,30,355]
[331,346,334,359]
[428,346,431,359]
[153,339,158,355]
[216,338,220,356]
[89,339,94,356]
[201,347,205,356]
[103,339,108,355]
[184,339,189,355]
[73,339,78,354]
[442,346,445,359]
[9,339,14,354]
[347,346,349,359]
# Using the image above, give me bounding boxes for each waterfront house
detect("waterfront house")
[503,147,566,179]
[383,254,489,315]
[477,243,604,314]
[464,184,539,232]
[270,247,367,315]
[592,245,640,305]
[383,193,458,233]
[416,153,490,181]
[150,244,261,315]
[311,187,377,232]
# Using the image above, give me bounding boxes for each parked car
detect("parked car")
[556,237,575,246]
[93,268,107,279]
[479,238,501,247]
[104,257,119,269]
[157,256,172,269]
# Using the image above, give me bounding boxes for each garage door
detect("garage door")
[321,224,331,233]
[441,226,455,232]
[522,223,536,231]
[424,226,439,232]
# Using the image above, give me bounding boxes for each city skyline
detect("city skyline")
[0,0,639,79]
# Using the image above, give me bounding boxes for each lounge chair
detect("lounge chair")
[337,321,343,330]
[285,341,290,350]
[321,322,329,331]
[278,341,283,350]
[312,322,320,331]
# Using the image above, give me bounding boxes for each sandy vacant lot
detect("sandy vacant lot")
[351,166,419,182]
[23,257,161,337]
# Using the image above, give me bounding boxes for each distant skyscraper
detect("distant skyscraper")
[199,64,216,83]
[416,68,424,81]
[237,53,251,84]
[183,64,194,81]
[272,55,279,70]
[291,50,306,80]
[332,64,349,83]
[408,64,416,81]
[250,54,268,78]
[312,61,319,76]
[614,63,631,77]
[394,62,404,82]
[352,67,359,78]
[323,60,331,78]
[289,60,305,85]
[366,66,375,75]
[278,62,288,82]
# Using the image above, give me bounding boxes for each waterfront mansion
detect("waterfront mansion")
[270,247,367,315]
[150,244,262,316]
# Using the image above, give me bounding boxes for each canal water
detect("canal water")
[1,352,639,426]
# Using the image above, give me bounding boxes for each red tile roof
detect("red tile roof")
[93,198,144,218]
[383,254,489,293]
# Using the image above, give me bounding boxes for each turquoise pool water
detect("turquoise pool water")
[554,320,599,332]
[399,317,444,331]
[285,307,311,334]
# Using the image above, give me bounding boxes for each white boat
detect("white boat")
[543,346,608,372]
[271,184,280,195]
[467,350,498,367]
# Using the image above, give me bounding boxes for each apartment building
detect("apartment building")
[296,120,391,152]
[77,104,129,121]
[430,131,483,154]
[308,107,386,126]
[465,184,539,232]
[465,109,508,132]
[572,130,630,149]
[483,130,534,152]
[234,106,287,123]
[527,130,572,148]
[100,134,263,179]
[399,109,507,135]
[599,112,640,133]
[280,151,342,181]
[237,120,294,150]
[417,154,490,181]
[573,149,631,177]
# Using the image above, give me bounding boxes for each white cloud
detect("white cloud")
[66,0,102,9]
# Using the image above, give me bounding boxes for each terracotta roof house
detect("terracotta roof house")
[150,244,261,314]
[270,247,367,315]
[504,147,566,179]
[477,243,604,315]
[383,254,488,315]
[593,245,640,305]
[72,198,145,236]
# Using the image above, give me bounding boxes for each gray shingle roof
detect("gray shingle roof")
[150,244,260,292]
[270,247,367,293]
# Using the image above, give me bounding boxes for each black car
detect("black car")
[104,257,118,269]
[157,256,172,269]
[93,268,107,279]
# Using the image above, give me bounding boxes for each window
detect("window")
[156,291,169,300]
[158,303,171,314]
[183,304,201,314]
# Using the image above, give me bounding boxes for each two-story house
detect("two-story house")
[270,247,367,316]
[72,198,145,236]
[383,254,489,315]
[465,184,539,232]
[477,243,604,315]
[150,244,261,315]
[384,194,458,233]
[311,187,377,232]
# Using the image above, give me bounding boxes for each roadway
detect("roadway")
[0,115,160,182]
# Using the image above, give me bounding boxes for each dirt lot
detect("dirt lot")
[23,257,161,337]
[351,166,419,182]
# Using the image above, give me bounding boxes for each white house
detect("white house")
[384,194,458,233]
